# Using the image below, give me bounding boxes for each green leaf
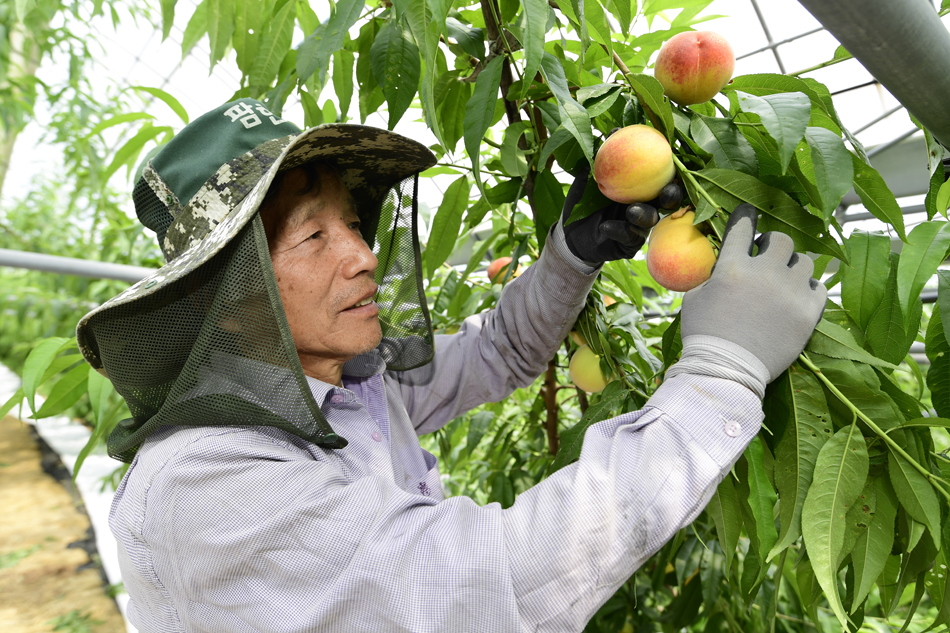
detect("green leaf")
[804,127,853,218]
[927,304,950,418]
[941,270,950,343]
[625,73,674,142]
[532,169,565,252]
[689,115,758,176]
[549,382,625,473]
[181,0,209,59]
[897,221,950,328]
[465,410,493,457]
[248,0,295,90]
[735,91,810,173]
[0,387,25,421]
[866,254,911,366]
[851,155,908,242]
[332,49,355,122]
[537,126,573,173]
[86,113,156,139]
[34,364,90,419]
[130,87,190,125]
[769,370,833,559]
[725,74,838,124]
[500,122,530,178]
[425,175,469,279]
[207,0,235,69]
[445,17,484,60]
[661,312,682,369]
[518,0,551,99]
[888,451,942,538]
[22,338,72,414]
[233,0,262,74]
[160,0,177,40]
[925,141,947,222]
[806,320,898,370]
[15,0,37,21]
[840,231,891,330]
[296,0,364,88]
[539,53,594,166]
[86,369,114,426]
[707,475,741,576]
[801,423,870,629]
[73,398,125,480]
[936,179,950,219]
[463,55,504,194]
[743,438,778,584]
[692,168,846,260]
[103,124,170,183]
[371,18,421,129]
[851,476,898,611]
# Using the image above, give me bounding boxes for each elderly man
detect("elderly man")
[77,99,825,632]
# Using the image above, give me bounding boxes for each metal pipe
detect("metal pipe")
[797,0,950,148]
[0,248,155,283]
[839,203,927,224]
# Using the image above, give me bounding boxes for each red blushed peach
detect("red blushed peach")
[593,125,675,204]
[646,209,717,292]
[487,257,522,283]
[654,31,735,106]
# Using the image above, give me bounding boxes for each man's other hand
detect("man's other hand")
[680,203,827,383]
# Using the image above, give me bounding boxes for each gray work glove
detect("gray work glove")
[666,204,827,398]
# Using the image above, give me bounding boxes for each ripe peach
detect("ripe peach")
[569,344,611,393]
[654,31,735,105]
[487,257,521,283]
[646,209,717,292]
[593,125,675,204]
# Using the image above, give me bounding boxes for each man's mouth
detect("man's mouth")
[342,289,378,312]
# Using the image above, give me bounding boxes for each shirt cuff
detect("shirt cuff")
[551,221,601,274]
[665,335,770,399]
[645,373,763,469]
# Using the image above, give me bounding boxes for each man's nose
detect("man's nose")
[337,226,378,279]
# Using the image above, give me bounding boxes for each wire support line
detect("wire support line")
[735,26,825,60]
[830,80,879,96]
[852,105,905,135]
[866,128,921,159]
[747,0,786,74]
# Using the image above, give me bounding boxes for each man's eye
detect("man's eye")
[349,221,361,231]
[308,231,322,240]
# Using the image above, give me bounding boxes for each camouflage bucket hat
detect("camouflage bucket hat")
[76,98,437,375]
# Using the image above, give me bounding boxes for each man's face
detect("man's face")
[261,165,381,380]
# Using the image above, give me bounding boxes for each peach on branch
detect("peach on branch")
[569,344,611,393]
[654,31,735,105]
[487,257,522,283]
[646,209,717,292]
[593,125,675,204]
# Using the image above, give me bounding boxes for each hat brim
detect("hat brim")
[77,124,436,372]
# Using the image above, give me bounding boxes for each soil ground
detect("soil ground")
[1,411,126,632]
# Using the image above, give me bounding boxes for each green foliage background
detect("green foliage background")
[4,0,950,631]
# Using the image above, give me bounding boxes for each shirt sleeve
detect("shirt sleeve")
[132,374,762,633]
[392,228,600,434]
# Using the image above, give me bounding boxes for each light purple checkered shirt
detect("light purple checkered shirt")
[109,229,762,632]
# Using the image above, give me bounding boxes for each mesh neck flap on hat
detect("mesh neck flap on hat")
[88,215,344,461]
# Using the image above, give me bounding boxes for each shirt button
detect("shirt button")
[330,394,344,404]
[371,431,382,442]
[724,420,742,437]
